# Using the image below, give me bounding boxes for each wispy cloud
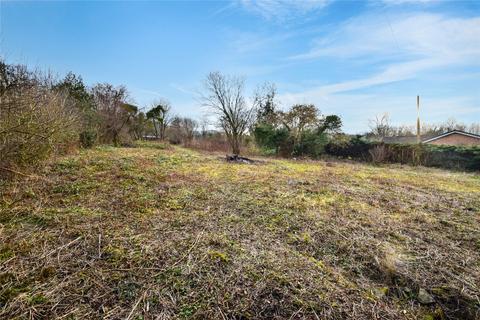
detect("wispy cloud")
[283,12,480,96]
[289,13,480,62]
[238,0,330,21]
[170,83,197,96]
[228,30,294,54]
[278,11,480,130]
[208,2,238,18]
[280,57,447,103]
[380,0,438,5]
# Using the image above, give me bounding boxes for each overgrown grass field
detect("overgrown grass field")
[1,142,479,319]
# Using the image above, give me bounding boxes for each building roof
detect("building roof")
[382,134,436,144]
[382,136,417,144]
[381,130,480,144]
[422,130,480,143]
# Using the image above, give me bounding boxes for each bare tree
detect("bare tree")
[199,115,210,137]
[91,83,136,145]
[368,118,480,137]
[369,113,392,140]
[202,71,255,155]
[468,123,480,135]
[180,117,198,144]
[168,116,198,145]
[416,118,467,136]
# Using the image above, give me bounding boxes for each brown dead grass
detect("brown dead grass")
[0,141,479,319]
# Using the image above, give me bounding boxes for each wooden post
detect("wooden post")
[417,95,421,143]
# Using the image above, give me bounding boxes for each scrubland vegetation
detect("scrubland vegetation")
[1,142,479,319]
[2,61,479,176]
[1,61,479,319]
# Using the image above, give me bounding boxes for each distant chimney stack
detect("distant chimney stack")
[416,95,421,143]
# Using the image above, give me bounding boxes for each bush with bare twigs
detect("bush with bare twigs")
[369,144,389,163]
[0,62,79,176]
[167,116,198,146]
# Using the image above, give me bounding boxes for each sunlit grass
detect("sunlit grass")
[1,141,479,319]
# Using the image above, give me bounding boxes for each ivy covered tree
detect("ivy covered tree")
[146,100,171,140]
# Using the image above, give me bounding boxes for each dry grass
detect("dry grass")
[1,141,479,319]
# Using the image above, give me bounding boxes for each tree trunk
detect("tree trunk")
[112,131,119,146]
[231,134,241,155]
[152,119,159,139]
[160,122,166,140]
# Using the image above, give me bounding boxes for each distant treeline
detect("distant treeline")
[0,63,346,176]
[1,60,478,177]
[367,113,480,139]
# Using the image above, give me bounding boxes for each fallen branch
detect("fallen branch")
[0,166,52,182]
[0,166,33,178]
[225,154,255,164]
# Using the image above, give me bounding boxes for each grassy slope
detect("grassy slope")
[1,142,479,319]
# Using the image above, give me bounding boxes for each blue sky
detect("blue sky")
[1,0,479,133]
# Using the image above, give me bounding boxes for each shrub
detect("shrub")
[253,124,276,149]
[0,86,79,172]
[167,117,197,146]
[0,61,83,177]
[386,144,425,166]
[253,124,295,157]
[423,145,480,170]
[274,131,293,157]
[91,84,136,146]
[255,125,330,158]
[369,144,389,163]
[325,135,371,160]
[325,135,480,171]
[294,131,328,158]
[189,132,231,153]
[79,130,97,148]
